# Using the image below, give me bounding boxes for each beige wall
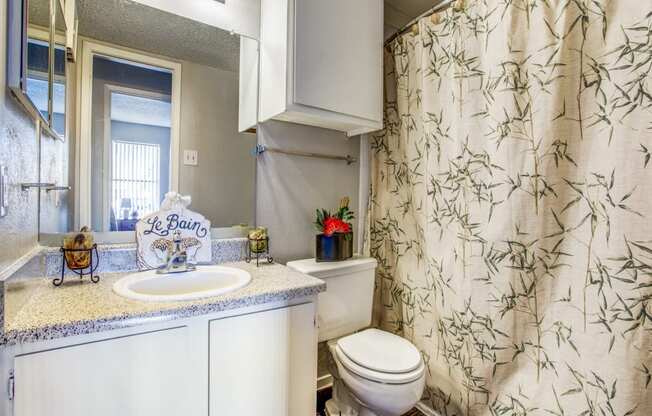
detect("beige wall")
[0,0,42,274]
[179,61,256,228]
[256,120,360,264]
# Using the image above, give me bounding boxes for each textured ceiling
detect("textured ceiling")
[30,0,240,72]
[384,0,444,39]
[31,0,441,68]
[77,0,240,71]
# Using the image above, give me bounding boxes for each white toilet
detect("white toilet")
[287,257,425,416]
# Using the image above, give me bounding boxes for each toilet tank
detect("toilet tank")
[287,257,377,342]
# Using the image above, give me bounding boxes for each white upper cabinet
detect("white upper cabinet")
[258,0,384,136]
[239,36,260,132]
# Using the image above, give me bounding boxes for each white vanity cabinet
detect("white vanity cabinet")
[7,301,317,416]
[257,0,384,136]
[209,302,317,415]
[13,327,200,416]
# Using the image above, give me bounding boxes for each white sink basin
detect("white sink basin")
[113,266,252,302]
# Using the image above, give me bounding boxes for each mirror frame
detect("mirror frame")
[6,0,65,141]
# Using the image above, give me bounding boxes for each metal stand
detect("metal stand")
[55,244,101,286]
[245,237,273,267]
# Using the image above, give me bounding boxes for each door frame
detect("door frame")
[101,83,171,231]
[76,39,181,229]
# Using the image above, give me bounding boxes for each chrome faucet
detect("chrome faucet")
[157,231,196,274]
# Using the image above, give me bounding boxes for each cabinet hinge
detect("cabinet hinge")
[7,371,14,401]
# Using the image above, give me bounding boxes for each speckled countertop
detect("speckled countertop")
[2,262,326,346]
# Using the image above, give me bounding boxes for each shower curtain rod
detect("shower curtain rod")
[384,0,454,46]
[254,144,357,165]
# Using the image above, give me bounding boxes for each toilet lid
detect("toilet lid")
[334,345,425,384]
[337,329,421,374]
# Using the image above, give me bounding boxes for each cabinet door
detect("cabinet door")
[293,0,383,123]
[14,327,198,416]
[239,36,259,132]
[209,302,317,416]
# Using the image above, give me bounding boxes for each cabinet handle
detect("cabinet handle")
[7,371,14,401]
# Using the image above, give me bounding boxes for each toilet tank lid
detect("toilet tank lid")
[286,256,377,278]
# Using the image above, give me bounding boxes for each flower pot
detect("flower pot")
[316,232,353,262]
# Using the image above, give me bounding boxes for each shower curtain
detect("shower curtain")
[367,1,651,415]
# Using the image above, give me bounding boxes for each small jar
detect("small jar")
[63,231,94,269]
[248,227,268,254]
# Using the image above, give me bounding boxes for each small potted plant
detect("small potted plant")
[314,197,354,262]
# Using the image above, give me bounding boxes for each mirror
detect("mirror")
[6,0,67,139]
[26,0,67,137]
[52,0,68,136]
[39,0,257,240]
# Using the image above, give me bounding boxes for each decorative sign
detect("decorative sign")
[136,192,211,270]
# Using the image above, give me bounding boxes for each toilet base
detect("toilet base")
[327,357,385,416]
[325,337,423,416]
[324,399,341,416]
[327,352,377,416]
[325,398,378,416]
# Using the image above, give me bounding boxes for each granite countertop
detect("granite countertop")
[2,262,326,346]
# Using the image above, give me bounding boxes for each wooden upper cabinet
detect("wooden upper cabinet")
[258,0,383,136]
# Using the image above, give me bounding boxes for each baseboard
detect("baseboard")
[415,401,442,416]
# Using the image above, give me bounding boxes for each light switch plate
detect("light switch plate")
[184,150,199,166]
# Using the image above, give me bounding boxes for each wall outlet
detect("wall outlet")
[184,150,199,166]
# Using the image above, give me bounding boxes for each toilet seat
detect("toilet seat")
[335,329,424,385]
[334,345,425,384]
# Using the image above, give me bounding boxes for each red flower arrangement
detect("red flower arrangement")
[315,197,354,261]
[315,197,354,237]
[323,217,351,236]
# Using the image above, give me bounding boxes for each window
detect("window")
[111,141,161,227]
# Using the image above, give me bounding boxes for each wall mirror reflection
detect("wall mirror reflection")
[27,0,67,137]
[25,38,66,136]
[87,54,175,232]
[37,0,257,241]
[7,0,68,139]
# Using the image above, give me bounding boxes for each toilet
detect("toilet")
[287,257,425,416]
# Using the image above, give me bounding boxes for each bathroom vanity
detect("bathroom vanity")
[0,262,325,416]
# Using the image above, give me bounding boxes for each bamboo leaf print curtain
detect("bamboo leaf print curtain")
[367,1,652,414]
